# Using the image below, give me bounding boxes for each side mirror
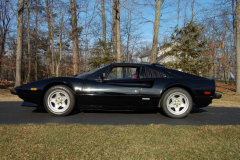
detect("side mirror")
[100,73,106,82]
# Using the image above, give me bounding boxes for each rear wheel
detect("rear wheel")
[44,85,75,116]
[160,88,192,118]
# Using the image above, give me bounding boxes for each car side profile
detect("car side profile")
[11,63,222,118]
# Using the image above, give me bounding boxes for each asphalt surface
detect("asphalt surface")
[0,102,240,125]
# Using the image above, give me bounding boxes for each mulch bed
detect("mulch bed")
[0,81,15,89]
[215,82,236,92]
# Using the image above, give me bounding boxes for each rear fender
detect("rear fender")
[158,84,195,108]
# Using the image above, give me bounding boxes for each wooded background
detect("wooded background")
[0,0,239,94]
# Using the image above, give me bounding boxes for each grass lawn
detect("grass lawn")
[0,85,240,159]
[0,124,240,159]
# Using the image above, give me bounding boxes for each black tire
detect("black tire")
[160,88,193,118]
[43,85,75,116]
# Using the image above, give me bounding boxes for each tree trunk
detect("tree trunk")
[26,1,32,83]
[56,11,64,77]
[70,0,79,75]
[15,0,24,87]
[101,0,107,57]
[150,0,161,64]
[126,5,133,62]
[184,1,188,27]
[126,26,131,62]
[84,23,89,72]
[112,0,122,77]
[191,0,195,22]
[0,0,11,81]
[236,0,240,95]
[44,0,53,75]
[113,0,123,63]
[0,29,7,81]
[232,0,236,61]
[112,0,117,60]
[34,0,38,81]
[50,0,55,76]
[177,0,180,29]
[116,0,122,63]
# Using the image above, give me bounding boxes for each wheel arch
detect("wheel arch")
[40,82,76,106]
[158,84,195,108]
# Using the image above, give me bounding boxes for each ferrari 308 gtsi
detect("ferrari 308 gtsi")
[11,63,221,118]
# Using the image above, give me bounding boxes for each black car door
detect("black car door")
[81,66,141,109]
[138,66,168,109]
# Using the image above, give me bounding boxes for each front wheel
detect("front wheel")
[44,85,75,116]
[160,88,193,118]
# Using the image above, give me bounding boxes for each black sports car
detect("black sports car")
[11,63,221,118]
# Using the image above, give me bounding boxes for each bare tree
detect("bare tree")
[0,0,11,80]
[34,0,39,81]
[70,0,79,75]
[50,0,55,76]
[84,1,96,72]
[236,0,240,94]
[122,0,135,62]
[101,0,107,57]
[177,0,180,29]
[112,0,117,59]
[184,1,188,27]
[45,0,54,76]
[15,0,25,87]
[56,10,64,77]
[191,0,195,22]
[150,0,162,64]
[233,0,237,52]
[116,0,122,63]
[25,0,32,83]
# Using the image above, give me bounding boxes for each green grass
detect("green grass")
[0,124,240,159]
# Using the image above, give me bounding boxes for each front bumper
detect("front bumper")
[214,93,222,99]
[10,89,17,95]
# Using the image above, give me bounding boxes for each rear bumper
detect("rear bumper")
[194,93,221,107]
[213,93,222,99]
[10,89,17,95]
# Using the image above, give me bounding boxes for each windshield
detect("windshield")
[75,65,109,79]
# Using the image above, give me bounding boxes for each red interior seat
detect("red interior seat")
[132,74,138,79]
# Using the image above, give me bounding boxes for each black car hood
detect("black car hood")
[15,77,78,91]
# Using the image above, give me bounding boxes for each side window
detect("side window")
[107,67,139,80]
[91,70,108,80]
[142,66,166,78]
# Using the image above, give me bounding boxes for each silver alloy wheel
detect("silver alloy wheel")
[166,92,189,115]
[47,89,70,114]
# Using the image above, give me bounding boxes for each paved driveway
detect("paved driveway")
[0,102,240,125]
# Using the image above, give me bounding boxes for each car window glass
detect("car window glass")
[107,67,139,80]
[91,70,109,80]
[142,66,166,78]
[76,65,109,79]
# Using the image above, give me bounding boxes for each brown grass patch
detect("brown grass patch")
[210,91,240,108]
[0,89,22,101]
